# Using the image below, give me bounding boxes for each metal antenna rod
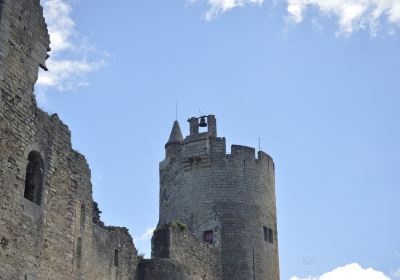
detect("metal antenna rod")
[176,100,178,120]
[199,109,205,117]
[258,138,261,152]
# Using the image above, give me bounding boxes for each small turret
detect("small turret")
[165,121,183,157]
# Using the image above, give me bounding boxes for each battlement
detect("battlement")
[163,116,275,183]
[160,115,279,280]
[230,145,255,160]
[163,116,274,175]
[227,145,275,172]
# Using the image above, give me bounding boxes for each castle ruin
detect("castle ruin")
[0,1,280,279]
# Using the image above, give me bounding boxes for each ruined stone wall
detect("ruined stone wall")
[87,226,138,280]
[138,224,221,280]
[159,117,280,280]
[0,1,137,279]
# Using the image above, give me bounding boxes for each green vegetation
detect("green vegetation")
[171,220,187,231]
[137,253,145,261]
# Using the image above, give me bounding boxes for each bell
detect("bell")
[199,116,207,127]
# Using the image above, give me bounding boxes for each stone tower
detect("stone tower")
[158,115,280,280]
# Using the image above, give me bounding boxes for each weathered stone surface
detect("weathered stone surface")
[159,116,280,280]
[0,1,137,279]
[139,224,221,280]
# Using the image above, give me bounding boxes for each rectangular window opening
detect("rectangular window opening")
[203,230,213,244]
[80,203,86,230]
[114,249,119,267]
[77,238,82,257]
[263,226,273,244]
[76,237,82,268]
[268,228,273,243]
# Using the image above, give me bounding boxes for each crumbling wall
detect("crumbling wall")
[138,224,221,280]
[86,226,137,280]
[0,1,137,279]
[70,154,138,280]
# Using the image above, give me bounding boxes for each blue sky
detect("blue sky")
[37,0,400,279]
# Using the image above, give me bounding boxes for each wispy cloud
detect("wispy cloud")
[37,0,107,99]
[134,227,155,242]
[393,268,400,279]
[189,0,265,20]
[290,263,391,280]
[286,0,400,36]
[190,0,400,36]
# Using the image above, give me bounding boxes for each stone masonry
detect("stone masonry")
[159,118,280,280]
[0,1,279,280]
[0,0,138,279]
[138,223,221,280]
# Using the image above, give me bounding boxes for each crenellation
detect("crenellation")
[230,144,256,160]
[256,151,275,175]
[159,116,280,280]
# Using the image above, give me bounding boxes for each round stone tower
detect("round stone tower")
[158,115,280,280]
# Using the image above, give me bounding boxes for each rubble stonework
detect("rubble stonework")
[0,1,279,280]
[137,224,221,280]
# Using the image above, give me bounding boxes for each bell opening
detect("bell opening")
[199,116,207,128]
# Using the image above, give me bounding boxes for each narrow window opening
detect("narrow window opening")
[80,203,86,230]
[77,237,82,259]
[0,237,9,249]
[114,249,119,267]
[263,226,273,244]
[24,151,44,205]
[268,228,273,243]
[203,230,213,244]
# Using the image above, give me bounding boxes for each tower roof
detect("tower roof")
[166,120,183,145]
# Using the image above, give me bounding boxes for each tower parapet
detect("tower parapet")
[159,115,280,280]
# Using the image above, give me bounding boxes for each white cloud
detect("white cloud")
[290,263,391,280]
[37,0,107,95]
[190,0,400,36]
[134,227,156,242]
[190,0,265,20]
[393,268,400,279]
[38,59,106,91]
[286,0,400,36]
[42,0,74,52]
